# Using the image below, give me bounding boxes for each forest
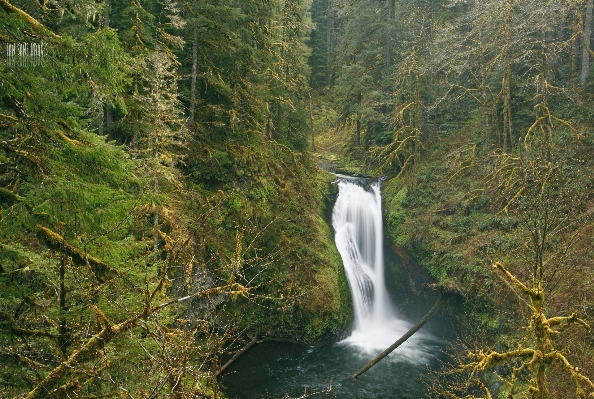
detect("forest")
[2,0,594,398]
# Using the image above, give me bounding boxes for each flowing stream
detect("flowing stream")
[222,176,445,398]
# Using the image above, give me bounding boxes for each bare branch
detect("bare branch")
[493,262,533,298]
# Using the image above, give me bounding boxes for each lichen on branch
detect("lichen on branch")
[440,261,593,398]
[0,0,60,39]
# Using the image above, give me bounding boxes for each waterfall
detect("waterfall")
[332,177,393,327]
[333,175,428,357]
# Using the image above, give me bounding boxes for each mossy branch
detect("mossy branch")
[452,261,594,398]
[150,282,249,314]
[493,261,533,298]
[546,312,591,332]
[446,84,488,107]
[0,140,45,173]
[0,349,51,369]
[447,143,477,184]
[0,112,19,122]
[463,348,535,373]
[475,379,493,399]
[549,351,594,399]
[0,187,23,206]
[24,307,137,399]
[24,278,253,399]
[51,130,83,147]
[0,310,59,338]
[373,140,420,181]
[0,0,59,39]
[37,225,116,282]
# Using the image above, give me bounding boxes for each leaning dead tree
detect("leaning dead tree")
[351,281,463,379]
[350,296,445,379]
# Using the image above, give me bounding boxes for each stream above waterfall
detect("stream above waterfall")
[222,176,448,398]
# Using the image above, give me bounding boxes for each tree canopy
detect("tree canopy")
[310,0,594,396]
[0,0,351,397]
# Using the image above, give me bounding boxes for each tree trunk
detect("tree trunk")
[410,74,421,190]
[582,0,593,92]
[326,0,334,56]
[385,0,395,69]
[478,29,492,152]
[153,135,160,260]
[540,27,552,162]
[188,20,198,127]
[58,255,69,358]
[572,14,580,97]
[502,0,514,152]
[355,92,362,148]
[309,91,315,150]
[98,2,111,136]
[103,0,110,28]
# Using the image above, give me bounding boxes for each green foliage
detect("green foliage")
[1,1,350,397]
[386,185,409,246]
[76,28,132,114]
[189,150,233,185]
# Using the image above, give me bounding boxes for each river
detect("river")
[222,176,447,398]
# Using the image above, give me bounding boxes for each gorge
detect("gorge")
[221,176,443,398]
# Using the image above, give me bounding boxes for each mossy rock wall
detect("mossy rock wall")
[214,168,353,345]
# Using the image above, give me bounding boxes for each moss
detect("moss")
[37,225,116,282]
[0,187,22,207]
[218,168,353,345]
[51,130,83,146]
[292,173,353,344]
[386,183,409,247]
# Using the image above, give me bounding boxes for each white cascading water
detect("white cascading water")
[333,176,431,361]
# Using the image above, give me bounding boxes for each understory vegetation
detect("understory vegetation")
[313,0,594,397]
[0,0,350,397]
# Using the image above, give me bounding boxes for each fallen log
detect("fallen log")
[214,332,259,378]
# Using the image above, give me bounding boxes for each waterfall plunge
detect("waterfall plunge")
[333,178,393,327]
[333,176,428,359]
